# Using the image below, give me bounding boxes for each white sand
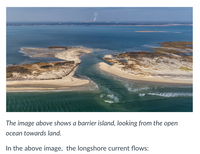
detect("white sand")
[7,47,92,91]
[7,65,89,92]
[99,62,192,84]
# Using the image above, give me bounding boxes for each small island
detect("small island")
[99,41,193,84]
[6,46,92,91]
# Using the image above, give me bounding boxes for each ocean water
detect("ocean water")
[6,25,193,112]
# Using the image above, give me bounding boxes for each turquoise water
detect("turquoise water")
[6,25,193,112]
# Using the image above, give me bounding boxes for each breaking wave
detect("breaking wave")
[124,82,150,92]
[139,92,192,97]
[99,86,120,103]
[104,100,114,103]
[139,93,145,97]
[107,94,120,102]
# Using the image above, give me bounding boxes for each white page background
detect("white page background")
[1,1,199,153]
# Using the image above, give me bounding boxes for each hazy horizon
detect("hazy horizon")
[7,7,193,23]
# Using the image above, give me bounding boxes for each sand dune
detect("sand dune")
[99,62,192,84]
[7,47,92,91]
[7,67,90,91]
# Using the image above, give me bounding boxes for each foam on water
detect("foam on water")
[179,86,193,88]
[99,85,120,103]
[139,93,146,97]
[107,94,120,102]
[100,94,105,98]
[128,87,150,92]
[123,82,150,92]
[104,100,114,103]
[147,92,192,97]
[91,80,99,91]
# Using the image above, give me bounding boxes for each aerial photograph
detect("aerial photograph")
[6,7,193,112]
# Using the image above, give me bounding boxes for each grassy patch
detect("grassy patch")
[179,66,193,72]
[7,66,31,74]
[6,72,13,78]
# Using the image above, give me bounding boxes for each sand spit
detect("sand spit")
[20,46,92,63]
[100,41,193,84]
[6,67,90,91]
[7,46,92,91]
[99,62,192,84]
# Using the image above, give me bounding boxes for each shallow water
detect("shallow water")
[6,25,193,112]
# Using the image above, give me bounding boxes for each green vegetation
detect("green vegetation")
[7,66,30,74]
[158,41,193,49]
[179,66,193,72]
[6,72,13,78]
[6,61,76,79]
[6,66,31,78]
[54,61,74,66]
[40,65,52,69]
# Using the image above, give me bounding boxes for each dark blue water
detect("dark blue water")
[6,25,193,112]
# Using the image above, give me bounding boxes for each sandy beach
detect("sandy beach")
[100,41,193,85]
[6,67,90,91]
[6,47,92,92]
[6,41,193,92]
[99,62,192,84]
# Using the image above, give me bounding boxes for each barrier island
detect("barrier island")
[6,47,92,91]
[99,41,193,84]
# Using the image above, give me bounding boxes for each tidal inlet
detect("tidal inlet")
[6,23,193,112]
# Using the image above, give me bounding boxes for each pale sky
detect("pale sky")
[6,7,193,22]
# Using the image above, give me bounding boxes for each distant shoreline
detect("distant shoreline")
[6,22,193,27]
